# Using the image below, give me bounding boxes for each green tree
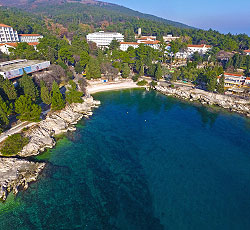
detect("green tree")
[217,75,225,94]
[206,72,217,92]
[19,71,39,101]
[121,63,130,78]
[65,80,83,104]
[109,39,120,50]
[40,85,51,105]
[51,81,65,111]
[86,57,101,80]
[79,51,90,68]
[0,75,17,101]
[15,95,42,122]
[0,95,11,131]
[58,47,74,65]
[75,62,84,74]
[155,63,163,80]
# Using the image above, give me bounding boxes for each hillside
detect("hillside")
[0,0,192,29]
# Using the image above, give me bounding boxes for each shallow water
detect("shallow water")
[0,89,250,230]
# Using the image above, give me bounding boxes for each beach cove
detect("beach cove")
[0,89,250,229]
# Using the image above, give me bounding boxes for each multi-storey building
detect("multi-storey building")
[86,31,124,47]
[19,34,43,43]
[0,24,19,43]
[218,73,246,88]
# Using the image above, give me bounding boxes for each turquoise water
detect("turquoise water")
[1,89,250,230]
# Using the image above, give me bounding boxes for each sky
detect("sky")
[104,0,250,35]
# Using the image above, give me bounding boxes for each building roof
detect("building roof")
[0,43,18,47]
[224,72,244,77]
[188,44,212,48]
[19,34,42,37]
[28,42,39,46]
[0,24,11,28]
[245,77,250,80]
[141,40,160,45]
[244,50,250,53]
[120,42,138,45]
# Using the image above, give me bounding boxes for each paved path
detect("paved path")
[0,121,36,144]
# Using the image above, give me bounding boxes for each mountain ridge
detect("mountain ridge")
[0,0,193,29]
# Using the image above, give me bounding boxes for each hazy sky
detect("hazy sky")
[104,0,250,35]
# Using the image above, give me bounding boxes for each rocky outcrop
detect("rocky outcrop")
[19,96,100,157]
[0,158,45,201]
[155,85,250,117]
[0,96,100,200]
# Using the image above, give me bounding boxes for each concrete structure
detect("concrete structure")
[163,34,180,42]
[176,44,212,59]
[0,43,17,55]
[136,36,156,43]
[86,31,124,47]
[0,59,50,80]
[0,24,19,43]
[19,34,43,43]
[140,40,160,49]
[120,42,139,51]
[245,77,250,86]
[218,73,246,88]
[138,28,142,37]
[244,50,250,55]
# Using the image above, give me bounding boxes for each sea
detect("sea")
[0,89,250,230]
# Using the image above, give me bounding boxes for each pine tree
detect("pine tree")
[217,75,225,94]
[19,71,39,101]
[155,63,163,80]
[66,80,83,104]
[51,81,65,111]
[0,95,11,131]
[0,75,17,101]
[41,85,51,105]
[15,95,41,122]
[121,63,130,78]
[86,57,101,80]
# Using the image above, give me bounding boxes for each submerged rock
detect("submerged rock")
[155,85,250,117]
[0,157,45,201]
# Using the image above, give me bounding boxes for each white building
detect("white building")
[163,34,180,42]
[187,44,212,55]
[244,50,250,55]
[140,40,160,49]
[245,77,250,86]
[0,24,19,43]
[86,31,124,48]
[120,42,139,51]
[218,73,246,88]
[0,43,17,55]
[19,34,43,43]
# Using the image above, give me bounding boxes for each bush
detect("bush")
[151,81,157,87]
[137,80,148,86]
[0,134,29,156]
[132,74,139,82]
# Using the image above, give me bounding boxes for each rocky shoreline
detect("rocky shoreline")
[155,84,250,117]
[0,96,100,201]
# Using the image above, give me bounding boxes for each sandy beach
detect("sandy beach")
[87,80,140,94]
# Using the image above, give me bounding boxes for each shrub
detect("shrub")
[151,81,157,87]
[132,74,139,82]
[0,134,29,156]
[137,80,148,86]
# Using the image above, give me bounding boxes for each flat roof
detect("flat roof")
[0,59,47,72]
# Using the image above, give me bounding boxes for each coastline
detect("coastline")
[0,96,100,200]
[155,83,250,117]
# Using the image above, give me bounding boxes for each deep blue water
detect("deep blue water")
[1,89,250,230]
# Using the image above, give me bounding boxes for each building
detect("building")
[0,59,50,80]
[140,40,160,49]
[0,24,19,43]
[218,73,246,88]
[86,31,124,47]
[120,42,139,51]
[187,44,212,55]
[244,50,250,55]
[245,77,250,86]
[0,43,18,55]
[163,34,180,42]
[19,34,43,43]
[136,36,156,43]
